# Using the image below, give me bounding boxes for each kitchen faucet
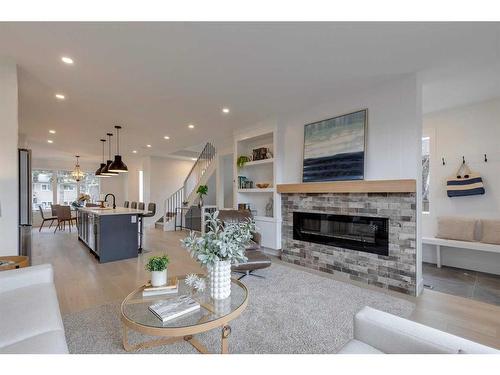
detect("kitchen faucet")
[104,193,116,209]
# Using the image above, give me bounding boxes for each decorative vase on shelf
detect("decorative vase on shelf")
[208,260,231,300]
[151,270,167,287]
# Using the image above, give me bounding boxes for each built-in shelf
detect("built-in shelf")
[238,188,275,193]
[276,179,416,194]
[242,158,274,167]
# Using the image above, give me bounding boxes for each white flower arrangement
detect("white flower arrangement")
[181,211,255,269]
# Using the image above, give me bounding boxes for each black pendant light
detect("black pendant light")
[96,139,110,178]
[109,125,128,173]
[100,133,118,176]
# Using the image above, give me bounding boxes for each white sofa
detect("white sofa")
[338,306,499,354]
[0,264,68,353]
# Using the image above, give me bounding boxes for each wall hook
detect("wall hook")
[442,157,446,166]
[484,154,488,163]
[462,156,465,164]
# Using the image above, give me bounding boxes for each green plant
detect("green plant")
[237,155,250,168]
[181,211,255,268]
[145,255,170,272]
[196,184,208,197]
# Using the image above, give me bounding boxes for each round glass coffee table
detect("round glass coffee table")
[120,276,248,353]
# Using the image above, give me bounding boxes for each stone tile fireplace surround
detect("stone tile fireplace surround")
[280,185,417,295]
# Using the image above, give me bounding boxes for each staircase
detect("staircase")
[155,142,217,231]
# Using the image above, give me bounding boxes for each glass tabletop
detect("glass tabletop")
[121,277,248,329]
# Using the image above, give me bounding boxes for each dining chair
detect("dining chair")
[124,201,130,208]
[54,205,77,233]
[50,203,60,217]
[38,206,57,231]
[130,202,137,209]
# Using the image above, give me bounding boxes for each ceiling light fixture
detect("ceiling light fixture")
[49,130,56,134]
[61,56,74,65]
[71,155,84,182]
[100,133,118,176]
[47,139,53,144]
[164,136,170,140]
[132,150,138,154]
[96,139,110,178]
[146,144,152,148]
[109,125,128,173]
[188,124,195,129]
[222,107,230,114]
[191,158,197,161]
[55,94,65,100]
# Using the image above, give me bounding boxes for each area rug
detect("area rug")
[62,262,415,354]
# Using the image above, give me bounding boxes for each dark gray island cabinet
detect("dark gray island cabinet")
[76,207,147,263]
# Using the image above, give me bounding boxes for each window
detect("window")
[32,170,54,210]
[422,136,430,213]
[79,172,100,202]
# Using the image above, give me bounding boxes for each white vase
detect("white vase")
[208,260,231,300]
[151,270,167,287]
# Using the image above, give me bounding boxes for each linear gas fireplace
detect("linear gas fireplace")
[293,212,389,256]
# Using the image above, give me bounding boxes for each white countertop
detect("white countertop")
[76,206,151,216]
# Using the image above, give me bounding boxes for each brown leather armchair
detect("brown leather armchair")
[217,210,271,280]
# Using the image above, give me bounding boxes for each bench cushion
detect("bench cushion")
[437,216,476,242]
[480,219,500,245]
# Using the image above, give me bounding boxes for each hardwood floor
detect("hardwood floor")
[31,227,500,349]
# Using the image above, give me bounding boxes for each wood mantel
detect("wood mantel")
[276,179,416,194]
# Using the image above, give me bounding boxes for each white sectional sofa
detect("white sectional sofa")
[0,264,68,353]
[338,306,499,354]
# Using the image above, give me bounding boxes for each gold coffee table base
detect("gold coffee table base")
[122,324,232,354]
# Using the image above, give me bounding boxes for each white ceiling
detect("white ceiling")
[0,22,499,162]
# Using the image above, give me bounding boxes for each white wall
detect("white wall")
[422,97,500,274]
[278,74,421,183]
[0,58,19,255]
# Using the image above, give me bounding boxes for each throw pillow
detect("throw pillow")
[480,219,500,245]
[436,217,476,242]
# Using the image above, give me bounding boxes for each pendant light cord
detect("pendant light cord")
[107,134,113,159]
[101,140,106,163]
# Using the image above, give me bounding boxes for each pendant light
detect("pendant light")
[96,139,110,178]
[109,125,128,173]
[72,155,84,182]
[100,133,118,176]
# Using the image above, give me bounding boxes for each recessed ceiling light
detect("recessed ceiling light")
[146,144,152,148]
[132,150,137,154]
[191,158,197,161]
[188,124,195,129]
[47,139,53,144]
[49,130,56,134]
[55,94,65,100]
[222,107,230,114]
[164,136,170,140]
[61,56,74,65]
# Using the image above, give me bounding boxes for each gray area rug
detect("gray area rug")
[63,263,414,354]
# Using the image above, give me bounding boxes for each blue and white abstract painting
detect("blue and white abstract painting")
[303,109,366,182]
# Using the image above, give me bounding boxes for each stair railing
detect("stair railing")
[183,142,216,201]
[163,187,184,226]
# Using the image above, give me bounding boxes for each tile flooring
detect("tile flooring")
[423,262,500,306]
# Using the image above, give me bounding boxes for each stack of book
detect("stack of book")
[149,295,200,323]
[142,277,179,297]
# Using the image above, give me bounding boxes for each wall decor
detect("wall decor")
[302,109,367,182]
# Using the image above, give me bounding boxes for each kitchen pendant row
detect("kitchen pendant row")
[96,125,128,178]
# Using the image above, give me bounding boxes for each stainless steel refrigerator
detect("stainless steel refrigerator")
[19,149,32,259]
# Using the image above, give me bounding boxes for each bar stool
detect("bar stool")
[138,202,145,210]
[124,201,130,208]
[130,202,137,209]
[138,203,156,253]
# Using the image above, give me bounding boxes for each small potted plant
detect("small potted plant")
[236,155,251,168]
[196,184,208,208]
[145,255,170,287]
[181,211,255,299]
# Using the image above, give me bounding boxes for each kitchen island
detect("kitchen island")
[76,207,149,263]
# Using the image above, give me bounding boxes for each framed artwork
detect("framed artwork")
[302,109,367,182]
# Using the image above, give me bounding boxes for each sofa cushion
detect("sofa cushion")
[337,339,383,354]
[436,217,476,242]
[0,282,66,350]
[0,330,68,354]
[480,219,500,245]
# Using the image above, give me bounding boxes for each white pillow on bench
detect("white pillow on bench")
[480,219,500,245]
[436,217,477,242]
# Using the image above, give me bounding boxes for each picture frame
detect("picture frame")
[302,109,367,182]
